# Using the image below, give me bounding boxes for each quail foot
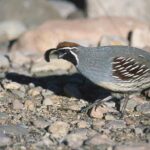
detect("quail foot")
[44,41,150,117]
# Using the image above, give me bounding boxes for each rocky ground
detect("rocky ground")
[0,0,150,150]
[0,47,149,150]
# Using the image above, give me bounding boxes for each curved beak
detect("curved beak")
[44,48,59,62]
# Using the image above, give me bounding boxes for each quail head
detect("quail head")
[44,41,150,116]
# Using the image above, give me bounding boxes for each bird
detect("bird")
[44,41,150,116]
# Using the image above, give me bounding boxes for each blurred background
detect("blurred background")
[0,0,150,53]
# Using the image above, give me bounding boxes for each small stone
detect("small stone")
[34,133,55,147]
[24,100,35,111]
[0,112,9,121]
[0,113,9,124]
[124,117,135,126]
[115,144,150,150]
[48,121,70,139]
[28,87,41,97]
[64,83,81,99]
[44,95,62,107]
[92,120,105,131]
[64,131,87,149]
[90,104,116,119]
[0,125,28,136]
[85,134,114,145]
[0,133,12,147]
[103,101,116,108]
[0,55,10,72]
[104,113,116,120]
[62,99,87,111]
[125,95,145,111]
[43,97,53,106]
[42,89,54,97]
[32,118,50,129]
[99,35,128,46]
[77,120,90,128]
[105,120,126,129]
[134,127,143,136]
[136,103,150,114]
[13,99,24,110]
[3,81,22,90]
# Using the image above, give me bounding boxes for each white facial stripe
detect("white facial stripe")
[58,47,78,51]
[70,50,79,66]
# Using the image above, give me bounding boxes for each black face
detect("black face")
[44,47,79,66]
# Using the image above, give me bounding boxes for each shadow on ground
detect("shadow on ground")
[5,72,110,103]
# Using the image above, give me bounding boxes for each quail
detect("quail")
[44,41,150,116]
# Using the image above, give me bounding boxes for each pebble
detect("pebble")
[28,87,42,97]
[136,103,150,114]
[32,118,50,129]
[34,133,55,147]
[125,95,145,111]
[85,134,114,145]
[104,113,116,120]
[44,95,62,107]
[0,133,12,147]
[0,112,9,121]
[48,121,70,139]
[77,120,90,128]
[42,89,54,97]
[24,100,35,111]
[134,127,143,136]
[3,81,22,90]
[0,55,10,72]
[105,120,126,129]
[63,99,87,111]
[90,104,116,119]
[43,97,53,106]
[92,120,105,131]
[115,144,150,150]
[64,130,87,149]
[13,99,24,110]
[0,125,28,136]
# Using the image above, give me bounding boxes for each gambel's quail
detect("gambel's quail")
[44,41,150,115]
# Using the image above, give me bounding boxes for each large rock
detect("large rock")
[11,17,148,52]
[87,0,150,22]
[131,26,150,48]
[0,21,26,43]
[0,0,61,27]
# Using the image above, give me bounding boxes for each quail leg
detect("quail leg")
[80,95,113,113]
[120,94,129,117]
